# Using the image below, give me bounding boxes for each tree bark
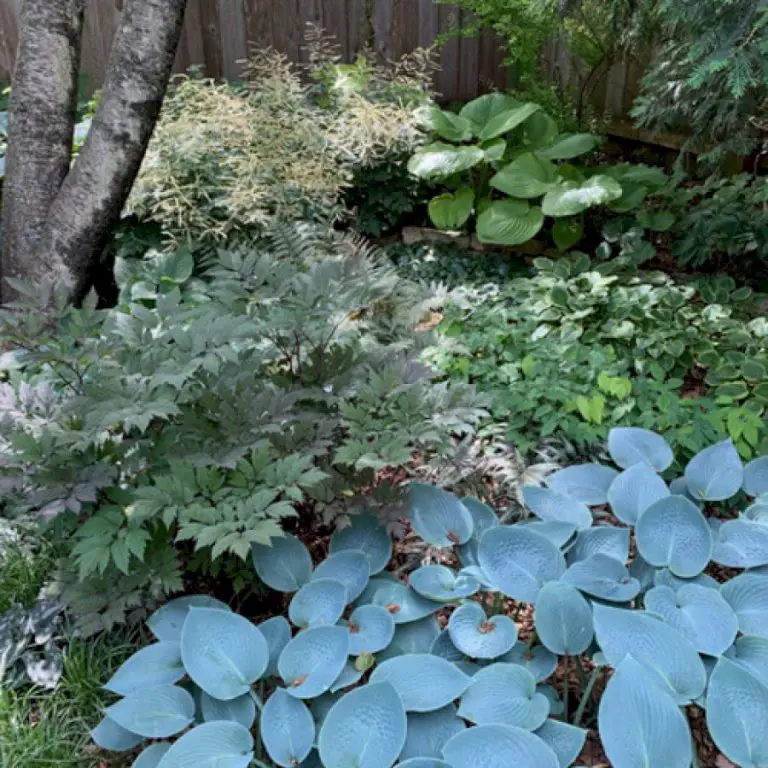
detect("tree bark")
[0,0,85,298]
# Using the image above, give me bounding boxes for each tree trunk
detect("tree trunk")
[0,0,85,296]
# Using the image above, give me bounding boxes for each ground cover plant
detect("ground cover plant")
[91,429,768,767]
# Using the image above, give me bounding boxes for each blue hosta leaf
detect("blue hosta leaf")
[566,526,629,565]
[278,626,349,699]
[458,663,549,729]
[713,518,768,567]
[385,616,442,658]
[455,660,483,676]
[398,760,453,767]
[442,724,559,768]
[147,596,231,643]
[606,464,670,525]
[318,682,406,768]
[448,601,518,659]
[521,520,578,548]
[593,604,706,704]
[257,616,292,677]
[684,439,744,501]
[645,584,738,656]
[536,684,564,716]
[535,582,594,655]
[721,572,768,637]
[635,495,712,577]
[370,654,471,712]
[105,642,185,695]
[608,427,673,472]
[707,657,768,767]
[181,608,268,700]
[628,554,657,593]
[498,642,558,682]
[330,660,363,692]
[155,721,253,767]
[458,564,495,590]
[261,688,315,768]
[252,534,313,592]
[342,604,395,655]
[744,456,768,497]
[745,497,768,524]
[430,630,467,662]
[410,565,480,602]
[365,580,443,624]
[200,691,256,729]
[400,705,465,761]
[521,486,593,530]
[133,743,172,767]
[289,578,348,628]
[545,464,618,505]
[106,684,195,738]
[725,635,768,686]
[478,526,566,603]
[461,497,499,536]
[310,691,341,734]
[410,484,474,547]
[653,568,718,592]
[91,716,144,752]
[311,550,370,603]
[535,720,587,768]
[330,513,392,575]
[562,554,640,602]
[598,655,692,768]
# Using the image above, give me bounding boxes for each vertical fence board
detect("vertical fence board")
[218,0,249,79]
[434,3,459,99]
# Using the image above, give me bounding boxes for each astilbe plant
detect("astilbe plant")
[92,428,768,767]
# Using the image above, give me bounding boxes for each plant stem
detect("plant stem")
[573,666,600,727]
[526,631,538,650]
[493,592,505,615]
[574,656,589,689]
[563,656,569,723]
[249,687,264,712]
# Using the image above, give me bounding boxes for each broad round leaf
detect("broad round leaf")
[541,176,622,217]
[724,634,768,686]
[635,495,713,578]
[707,657,768,767]
[744,456,768,497]
[200,691,256,729]
[479,525,565,603]
[545,464,618,505]
[106,684,195,738]
[535,720,587,768]
[147,596,230,643]
[562,554,640,603]
[684,439,743,501]
[498,642,557,682]
[261,688,315,768]
[418,105,473,142]
[712,518,768,567]
[400,705,465,761]
[458,663,549,729]
[428,188,474,230]
[607,464,670,525]
[645,585,738,656]
[461,497,499,537]
[289,578,348,628]
[91,716,144,752]
[430,630,467,662]
[442,724,559,768]
[535,581,594,655]
[318,682,406,768]
[181,608,268,700]
[278,626,349,699]
[598,655,692,768]
[343,604,395,655]
[490,152,556,198]
[478,102,541,141]
[252,534,312,592]
[105,642,185,695]
[399,760,452,767]
[330,660,364,692]
[257,616,292,677]
[476,200,544,246]
[521,520,578,548]
[459,93,521,135]
[155,721,253,768]
[552,218,583,251]
[311,550,370,603]
[521,486,592,530]
[537,133,600,160]
[608,427,673,471]
[370,654,471,712]
[745,497,768,524]
[410,484,474,547]
[407,143,485,180]
[133,743,172,767]
[385,616,442,657]
[330,513,391,575]
[721,572,768,637]
[593,603,706,703]
[364,579,444,624]
[566,526,629,565]
[410,565,480,602]
[448,601,518,659]
[653,569,719,593]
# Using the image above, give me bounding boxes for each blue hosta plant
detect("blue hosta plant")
[94,428,768,766]
[407,93,667,250]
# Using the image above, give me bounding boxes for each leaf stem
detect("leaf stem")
[573,666,600,727]
[563,656,569,723]
[526,630,538,650]
[574,655,589,689]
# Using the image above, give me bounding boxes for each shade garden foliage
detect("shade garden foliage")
[90,429,768,767]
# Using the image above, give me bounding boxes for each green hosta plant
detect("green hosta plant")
[407,93,667,249]
[94,429,768,767]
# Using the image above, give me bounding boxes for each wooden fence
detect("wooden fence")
[0,0,646,118]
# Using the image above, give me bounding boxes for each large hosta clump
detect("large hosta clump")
[94,429,768,767]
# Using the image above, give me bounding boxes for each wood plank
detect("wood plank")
[197,0,223,78]
[219,0,249,79]
[322,0,348,59]
[0,0,21,83]
[417,0,439,50]
[175,0,207,74]
[348,0,375,55]
[243,0,273,56]
[456,8,478,100]
[371,0,393,60]
[435,2,460,100]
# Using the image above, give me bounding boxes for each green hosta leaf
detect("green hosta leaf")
[721,573,768,637]
[566,527,629,565]
[562,554,640,603]
[535,720,587,768]
[180,608,268,700]
[106,684,195,738]
[637,210,676,231]
[318,682,406,768]
[288,578,348,628]
[410,565,480,602]
[154,721,254,768]
[157,247,194,284]
[260,688,315,768]
[410,484,474,548]
[278,626,349,699]
[599,655,692,768]
[400,705,465,761]
[707,658,768,767]
[537,133,600,160]
[535,581,593,655]
[545,464,618,506]
[482,138,506,162]
[744,456,768,497]
[608,427,674,471]
[459,93,522,135]
[523,111,559,147]
[419,105,473,142]
[448,601,518,659]
[147,596,231,643]
[442,724,559,768]
[712,519,768,568]
[490,152,556,198]
[428,188,474,230]
[257,616,291,678]
[105,642,185,695]
[407,143,485,180]
[478,103,541,141]
[684,439,743,501]
[330,513,392,575]
[90,716,144,752]
[476,200,544,246]
[552,218,583,251]
[311,550,370,603]
[607,182,648,213]
[342,604,395,655]
[200,691,257,729]
[621,165,668,188]
[521,486,592,530]
[541,176,623,217]
[607,464,670,525]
